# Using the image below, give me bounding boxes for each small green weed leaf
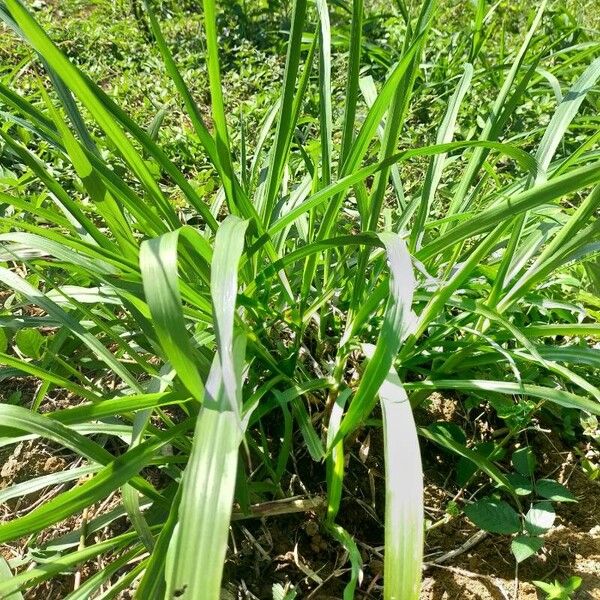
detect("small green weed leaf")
[0,328,8,354]
[533,576,582,600]
[505,473,534,496]
[6,391,22,405]
[15,328,45,359]
[524,501,555,535]
[512,447,537,476]
[581,458,599,481]
[446,500,460,517]
[464,498,521,534]
[272,583,297,600]
[535,479,576,502]
[511,535,544,563]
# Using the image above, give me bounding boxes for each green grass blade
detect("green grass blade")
[445,0,547,219]
[51,392,189,426]
[0,425,180,544]
[0,555,23,600]
[339,0,364,167]
[326,523,363,600]
[0,351,100,401]
[325,388,351,522]
[410,63,473,251]
[269,139,536,239]
[39,87,137,256]
[140,229,211,402]
[166,216,249,599]
[262,0,309,222]
[489,56,600,307]
[417,161,600,261]
[359,75,405,210]
[332,233,415,445]
[0,266,139,390]
[411,223,507,341]
[379,364,423,600]
[316,0,333,188]
[290,394,325,461]
[211,216,249,413]
[0,404,165,503]
[406,379,600,415]
[535,56,600,182]
[0,464,98,504]
[135,486,182,599]
[201,0,237,209]
[469,0,486,62]
[419,426,514,493]
[0,130,114,250]
[63,546,142,600]
[501,184,600,309]
[0,530,142,597]
[316,30,427,241]
[520,323,600,338]
[367,0,436,231]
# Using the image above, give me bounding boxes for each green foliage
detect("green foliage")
[511,535,544,563]
[464,497,521,534]
[272,582,298,600]
[535,479,577,502]
[524,501,555,536]
[14,326,45,358]
[512,447,537,476]
[0,0,599,596]
[533,576,583,600]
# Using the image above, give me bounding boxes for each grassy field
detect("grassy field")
[0,0,599,598]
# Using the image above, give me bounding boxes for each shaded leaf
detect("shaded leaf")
[512,447,537,476]
[464,498,521,534]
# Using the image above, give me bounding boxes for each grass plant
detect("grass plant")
[0,0,599,597]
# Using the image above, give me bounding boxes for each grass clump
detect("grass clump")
[0,0,599,597]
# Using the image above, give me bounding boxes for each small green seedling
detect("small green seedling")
[533,576,582,600]
[464,446,577,564]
